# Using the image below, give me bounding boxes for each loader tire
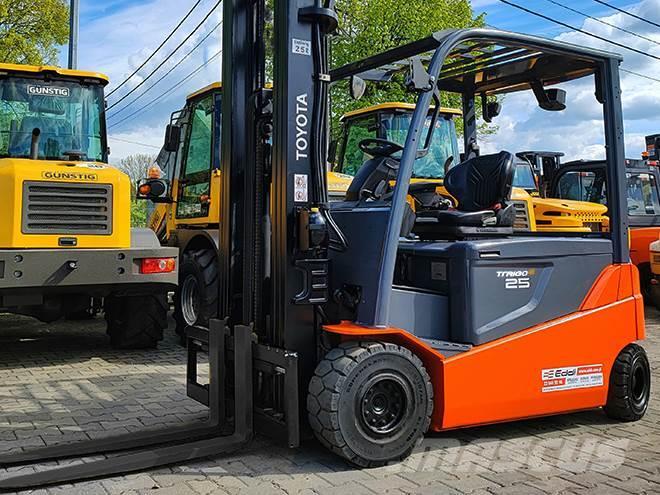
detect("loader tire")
[105,293,167,349]
[604,344,650,422]
[307,341,433,467]
[174,249,219,338]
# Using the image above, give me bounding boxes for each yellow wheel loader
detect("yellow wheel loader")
[330,103,608,233]
[0,63,178,348]
[141,92,609,337]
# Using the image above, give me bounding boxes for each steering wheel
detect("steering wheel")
[359,138,404,158]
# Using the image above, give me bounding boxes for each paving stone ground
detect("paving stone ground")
[0,307,658,495]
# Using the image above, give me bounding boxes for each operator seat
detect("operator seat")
[413,151,516,239]
[8,116,73,158]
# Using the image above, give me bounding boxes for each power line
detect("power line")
[544,0,660,47]
[107,0,204,97]
[109,136,161,149]
[498,0,660,62]
[487,20,660,85]
[108,49,223,130]
[107,0,222,111]
[592,0,660,30]
[621,68,660,84]
[108,20,223,121]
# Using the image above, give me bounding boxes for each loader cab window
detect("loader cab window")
[0,76,106,162]
[340,116,377,176]
[383,113,458,179]
[556,169,660,216]
[556,171,606,205]
[338,111,459,180]
[176,94,214,219]
[627,172,660,216]
[513,162,538,192]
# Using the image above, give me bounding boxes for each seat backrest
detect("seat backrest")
[9,116,72,157]
[444,151,515,211]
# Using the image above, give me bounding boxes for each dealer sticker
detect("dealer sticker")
[28,85,70,97]
[541,364,603,393]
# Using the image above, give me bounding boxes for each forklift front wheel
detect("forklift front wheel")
[307,341,433,467]
[604,344,651,422]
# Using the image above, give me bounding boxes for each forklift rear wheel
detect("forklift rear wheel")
[307,341,433,467]
[174,249,219,338]
[604,344,650,422]
[105,293,167,349]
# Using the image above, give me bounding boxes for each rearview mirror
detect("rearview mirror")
[136,178,171,203]
[532,82,566,112]
[482,98,502,123]
[164,124,182,152]
[350,76,367,100]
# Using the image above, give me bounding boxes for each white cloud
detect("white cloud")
[482,0,660,160]
[76,0,223,159]
[107,125,165,164]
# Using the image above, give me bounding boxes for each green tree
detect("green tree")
[115,153,156,228]
[0,0,70,65]
[330,0,484,136]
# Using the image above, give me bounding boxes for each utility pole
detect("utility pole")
[68,0,79,69]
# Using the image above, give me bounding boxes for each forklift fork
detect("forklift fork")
[0,319,298,491]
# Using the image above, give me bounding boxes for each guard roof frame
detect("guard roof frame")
[334,27,629,327]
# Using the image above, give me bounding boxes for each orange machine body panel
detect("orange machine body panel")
[629,227,660,267]
[324,263,644,432]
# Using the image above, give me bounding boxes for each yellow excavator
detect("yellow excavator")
[141,87,607,335]
[0,63,178,348]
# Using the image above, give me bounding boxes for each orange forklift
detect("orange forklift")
[0,1,649,489]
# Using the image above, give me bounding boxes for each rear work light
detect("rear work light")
[140,257,176,274]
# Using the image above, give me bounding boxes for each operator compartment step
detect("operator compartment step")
[419,338,472,357]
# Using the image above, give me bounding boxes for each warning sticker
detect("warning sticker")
[541,364,603,393]
[294,174,308,203]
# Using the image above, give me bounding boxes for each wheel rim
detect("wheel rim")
[181,274,200,326]
[359,375,409,436]
[631,359,650,408]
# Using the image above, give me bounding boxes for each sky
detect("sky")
[61,0,660,161]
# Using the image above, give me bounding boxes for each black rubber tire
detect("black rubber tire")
[307,341,433,467]
[604,344,651,422]
[174,249,219,337]
[105,293,167,349]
